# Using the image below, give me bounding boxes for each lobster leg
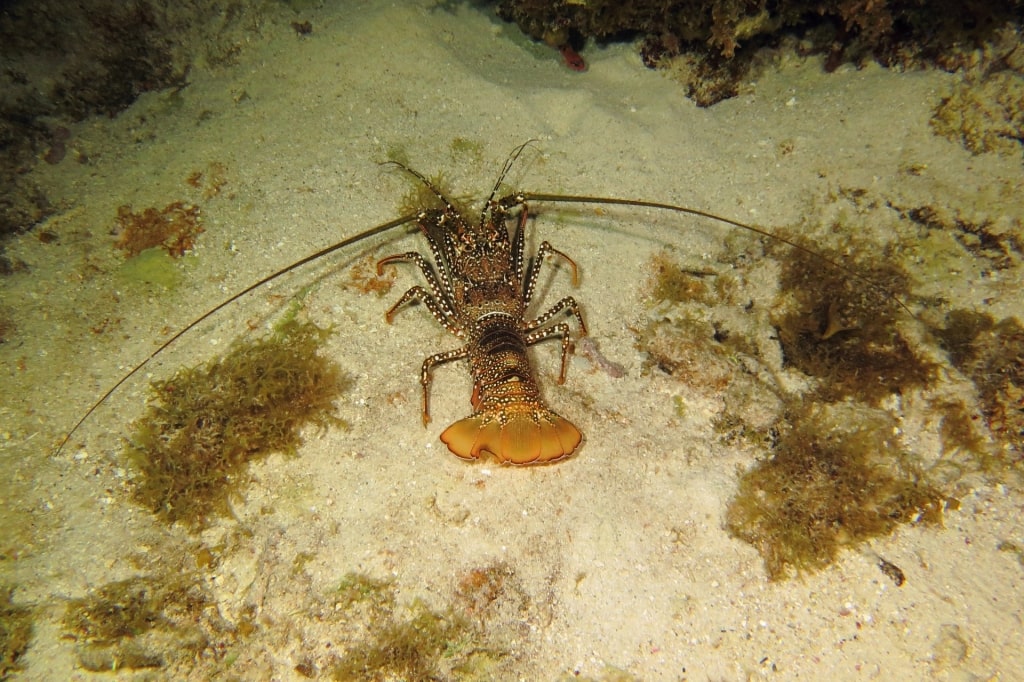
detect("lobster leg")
[418,345,470,424]
[524,241,579,304]
[382,285,460,333]
[378,252,461,333]
[501,198,578,302]
[523,295,587,337]
[524,321,575,384]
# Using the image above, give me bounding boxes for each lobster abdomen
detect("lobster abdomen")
[440,315,581,464]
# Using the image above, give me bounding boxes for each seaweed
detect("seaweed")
[61,574,218,672]
[329,571,506,681]
[645,250,722,306]
[396,169,464,218]
[932,70,1024,155]
[635,250,748,390]
[639,235,951,580]
[63,577,175,644]
[935,310,1024,468]
[0,587,32,679]
[770,240,937,405]
[335,573,396,617]
[935,399,991,467]
[898,204,1024,272]
[726,403,946,580]
[114,201,204,259]
[125,317,350,529]
[332,601,472,681]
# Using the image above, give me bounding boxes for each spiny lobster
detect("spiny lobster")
[376,145,586,465]
[56,142,903,466]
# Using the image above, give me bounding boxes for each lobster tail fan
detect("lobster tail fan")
[440,410,581,465]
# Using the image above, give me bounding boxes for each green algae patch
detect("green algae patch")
[125,317,350,529]
[726,404,946,580]
[118,246,184,289]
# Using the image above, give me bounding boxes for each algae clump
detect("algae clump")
[125,316,350,529]
[770,241,936,405]
[1,587,32,678]
[61,575,217,672]
[726,404,946,580]
[931,71,1024,155]
[329,572,506,681]
[934,309,1024,473]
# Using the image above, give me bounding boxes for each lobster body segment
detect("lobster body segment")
[377,149,586,465]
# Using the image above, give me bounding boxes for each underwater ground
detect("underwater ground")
[1,2,1022,680]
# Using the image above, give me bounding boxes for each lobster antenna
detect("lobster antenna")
[484,140,538,219]
[380,160,456,213]
[384,142,538,225]
[55,212,418,457]
[522,192,915,318]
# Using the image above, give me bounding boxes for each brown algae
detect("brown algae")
[770,241,937,405]
[61,575,220,672]
[935,309,1024,470]
[726,403,946,580]
[0,587,32,678]
[125,316,349,529]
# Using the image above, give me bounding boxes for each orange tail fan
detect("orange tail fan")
[440,409,581,465]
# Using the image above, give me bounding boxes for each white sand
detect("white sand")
[1,2,1022,680]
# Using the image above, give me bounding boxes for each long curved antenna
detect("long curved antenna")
[55,212,419,456]
[523,192,915,317]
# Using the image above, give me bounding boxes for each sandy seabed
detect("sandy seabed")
[1,2,1022,680]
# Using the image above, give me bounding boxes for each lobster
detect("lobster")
[55,142,902,466]
[375,146,587,465]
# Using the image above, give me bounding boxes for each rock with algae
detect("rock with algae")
[932,70,1024,154]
